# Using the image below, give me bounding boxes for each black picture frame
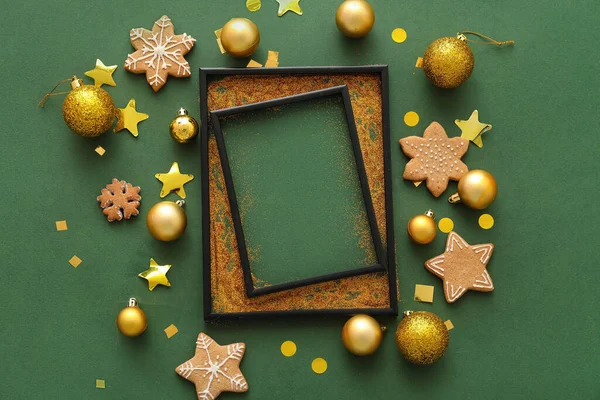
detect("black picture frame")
[200,66,397,320]
[210,85,387,298]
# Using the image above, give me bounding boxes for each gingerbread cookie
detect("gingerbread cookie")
[97,179,141,222]
[176,332,248,400]
[399,122,469,197]
[124,15,196,92]
[424,231,494,303]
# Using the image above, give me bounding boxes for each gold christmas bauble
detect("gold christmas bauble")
[423,36,474,89]
[451,169,498,209]
[407,209,436,244]
[335,0,375,38]
[342,314,385,356]
[169,108,199,143]
[62,79,115,137]
[396,311,449,365]
[146,200,187,242]
[220,18,260,58]
[116,298,147,337]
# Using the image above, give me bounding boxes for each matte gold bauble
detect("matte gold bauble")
[396,311,449,365]
[146,200,187,242]
[342,314,386,356]
[407,209,437,244]
[116,298,147,337]
[62,78,116,137]
[169,108,199,143]
[335,0,375,39]
[220,18,260,57]
[449,169,498,209]
[423,36,474,89]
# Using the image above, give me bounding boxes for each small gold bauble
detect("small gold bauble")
[335,0,375,38]
[169,108,199,143]
[396,311,449,365]
[147,200,187,241]
[423,36,474,89]
[450,169,498,209]
[62,79,115,137]
[342,314,385,356]
[407,209,437,244]
[116,298,147,337]
[220,18,260,58]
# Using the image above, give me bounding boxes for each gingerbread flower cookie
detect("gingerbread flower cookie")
[124,15,196,92]
[424,231,494,303]
[97,178,141,222]
[399,122,469,197]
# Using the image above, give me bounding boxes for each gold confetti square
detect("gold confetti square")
[415,57,423,68]
[164,324,178,339]
[444,320,454,331]
[247,60,263,68]
[95,146,106,156]
[214,29,226,54]
[265,50,279,67]
[68,255,82,268]
[55,220,68,231]
[413,181,422,187]
[96,379,105,389]
[414,284,434,303]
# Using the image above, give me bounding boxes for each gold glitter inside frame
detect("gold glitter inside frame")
[206,72,395,314]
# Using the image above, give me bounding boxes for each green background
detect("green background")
[1,0,598,399]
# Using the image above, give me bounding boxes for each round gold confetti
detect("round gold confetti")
[246,0,261,12]
[478,213,495,229]
[438,217,454,233]
[311,358,327,374]
[404,111,419,127]
[391,28,407,43]
[280,340,297,357]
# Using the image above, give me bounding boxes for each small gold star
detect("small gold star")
[84,59,117,87]
[114,99,149,137]
[276,0,302,16]
[138,258,171,291]
[155,162,194,198]
[455,110,492,148]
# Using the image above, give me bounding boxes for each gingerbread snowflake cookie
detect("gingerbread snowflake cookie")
[424,231,494,303]
[97,178,141,222]
[399,122,469,197]
[124,15,196,92]
[176,332,248,400]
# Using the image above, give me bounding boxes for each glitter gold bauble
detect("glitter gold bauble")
[341,314,386,356]
[423,36,474,89]
[116,298,147,337]
[146,200,187,241]
[220,18,260,58]
[335,0,375,38]
[407,209,437,244]
[449,169,498,209]
[62,78,116,137]
[396,311,449,365]
[169,108,199,143]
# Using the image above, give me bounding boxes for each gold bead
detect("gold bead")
[335,0,375,39]
[169,108,199,143]
[116,298,147,337]
[449,169,498,209]
[146,201,187,242]
[423,36,474,89]
[407,210,437,244]
[62,81,115,137]
[220,18,260,58]
[396,311,449,365]
[342,314,385,356]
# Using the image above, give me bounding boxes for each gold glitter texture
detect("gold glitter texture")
[62,84,115,137]
[423,37,474,89]
[395,311,449,365]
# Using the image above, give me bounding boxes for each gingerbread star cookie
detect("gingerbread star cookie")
[176,332,248,400]
[124,15,196,92]
[399,122,469,197]
[424,231,494,303]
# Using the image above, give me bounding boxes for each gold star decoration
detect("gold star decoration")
[155,162,194,198]
[455,110,492,148]
[138,258,171,291]
[84,59,117,87]
[114,99,149,137]
[276,0,303,16]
